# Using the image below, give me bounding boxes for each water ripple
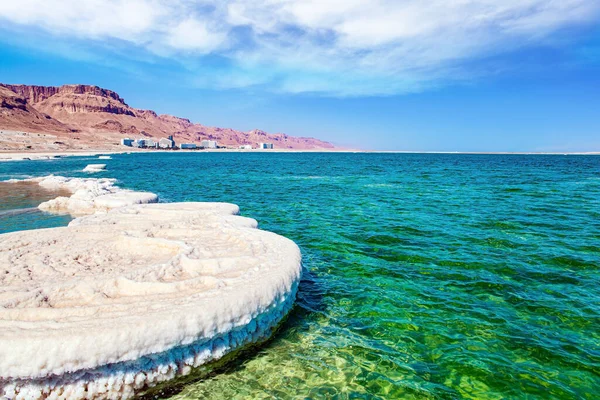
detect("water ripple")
[1,153,599,399]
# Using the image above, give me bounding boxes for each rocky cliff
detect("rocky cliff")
[0,85,72,136]
[5,84,127,105]
[0,84,335,151]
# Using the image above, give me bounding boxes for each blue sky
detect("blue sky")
[1,0,599,151]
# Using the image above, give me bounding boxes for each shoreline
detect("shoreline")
[0,150,128,162]
[1,149,599,161]
[0,148,355,161]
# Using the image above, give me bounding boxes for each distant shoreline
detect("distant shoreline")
[0,148,599,161]
[360,150,600,155]
[0,148,349,161]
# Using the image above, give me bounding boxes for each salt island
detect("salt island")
[0,177,302,399]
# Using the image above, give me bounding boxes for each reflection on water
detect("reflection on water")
[0,181,72,233]
[0,181,71,210]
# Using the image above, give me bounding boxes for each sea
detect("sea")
[1,152,599,399]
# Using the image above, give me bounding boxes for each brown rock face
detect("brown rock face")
[0,83,335,151]
[0,86,72,133]
[92,120,141,134]
[0,86,29,112]
[5,84,127,106]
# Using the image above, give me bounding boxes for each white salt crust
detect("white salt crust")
[8,175,158,215]
[0,198,301,399]
[82,164,106,173]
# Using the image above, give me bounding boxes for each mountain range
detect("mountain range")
[0,84,335,151]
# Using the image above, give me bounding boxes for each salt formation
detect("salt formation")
[13,175,158,215]
[82,164,106,172]
[98,156,112,160]
[0,202,302,400]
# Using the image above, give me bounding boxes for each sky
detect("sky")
[0,0,599,151]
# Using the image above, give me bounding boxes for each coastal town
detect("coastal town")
[119,136,275,150]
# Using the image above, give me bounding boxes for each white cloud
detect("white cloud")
[0,0,598,95]
[0,0,165,42]
[164,18,227,53]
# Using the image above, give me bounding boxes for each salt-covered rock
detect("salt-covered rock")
[0,202,302,399]
[12,175,158,215]
[83,163,106,172]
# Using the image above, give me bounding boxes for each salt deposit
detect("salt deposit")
[82,163,106,172]
[98,156,112,160]
[0,202,302,399]
[8,175,158,215]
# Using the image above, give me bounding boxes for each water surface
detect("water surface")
[1,153,599,399]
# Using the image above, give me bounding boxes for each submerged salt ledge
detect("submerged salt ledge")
[0,189,302,399]
[12,175,158,215]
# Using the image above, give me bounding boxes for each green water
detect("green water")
[1,153,599,399]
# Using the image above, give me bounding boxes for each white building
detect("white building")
[239,145,252,150]
[159,137,174,148]
[258,143,274,149]
[201,140,217,149]
[180,143,197,149]
[120,138,133,146]
[133,139,146,148]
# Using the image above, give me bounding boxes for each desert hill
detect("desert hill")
[0,84,334,151]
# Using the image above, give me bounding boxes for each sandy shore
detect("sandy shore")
[0,148,354,161]
[0,150,129,162]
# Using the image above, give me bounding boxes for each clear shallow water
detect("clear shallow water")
[1,153,599,399]
[0,178,73,232]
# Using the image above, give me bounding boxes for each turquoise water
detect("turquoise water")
[1,153,599,399]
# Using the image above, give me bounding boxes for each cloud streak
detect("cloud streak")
[0,0,598,96]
